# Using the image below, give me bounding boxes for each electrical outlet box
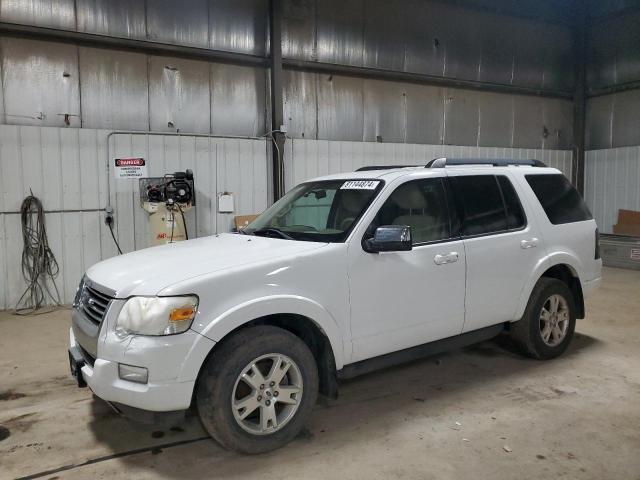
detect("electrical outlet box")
[218,193,234,213]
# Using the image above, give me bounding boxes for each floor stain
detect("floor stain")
[0,390,27,401]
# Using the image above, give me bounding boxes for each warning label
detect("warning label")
[114,157,148,179]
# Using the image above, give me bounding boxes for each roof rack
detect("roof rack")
[426,157,547,168]
[355,165,421,172]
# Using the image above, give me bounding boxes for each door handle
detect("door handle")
[434,252,459,265]
[520,238,539,249]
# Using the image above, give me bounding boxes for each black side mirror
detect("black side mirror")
[363,225,412,253]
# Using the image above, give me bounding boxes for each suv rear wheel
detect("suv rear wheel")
[510,278,576,359]
[196,326,318,454]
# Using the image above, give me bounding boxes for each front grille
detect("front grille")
[78,282,113,326]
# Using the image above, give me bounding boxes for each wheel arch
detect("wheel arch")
[517,260,585,320]
[194,297,344,400]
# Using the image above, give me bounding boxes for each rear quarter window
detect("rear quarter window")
[525,174,592,225]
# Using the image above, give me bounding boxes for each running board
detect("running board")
[338,323,506,380]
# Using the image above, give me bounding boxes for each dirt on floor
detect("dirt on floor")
[1,266,639,480]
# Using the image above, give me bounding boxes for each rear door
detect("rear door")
[447,171,545,332]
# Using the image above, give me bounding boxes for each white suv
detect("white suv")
[69,158,602,453]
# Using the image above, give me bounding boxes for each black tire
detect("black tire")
[510,278,576,360]
[196,325,319,454]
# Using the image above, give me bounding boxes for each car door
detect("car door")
[447,171,544,333]
[347,176,466,363]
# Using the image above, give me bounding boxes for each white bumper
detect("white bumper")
[69,327,215,412]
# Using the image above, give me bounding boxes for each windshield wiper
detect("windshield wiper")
[252,228,295,240]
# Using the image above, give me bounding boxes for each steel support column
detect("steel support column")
[572,9,587,194]
[269,0,286,200]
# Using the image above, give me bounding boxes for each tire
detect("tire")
[510,278,576,360]
[196,325,319,454]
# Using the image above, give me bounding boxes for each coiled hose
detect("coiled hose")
[14,194,62,314]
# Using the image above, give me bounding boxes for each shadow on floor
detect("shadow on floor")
[67,331,605,479]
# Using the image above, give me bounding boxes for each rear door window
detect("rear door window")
[525,174,592,225]
[451,175,526,236]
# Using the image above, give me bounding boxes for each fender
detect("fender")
[196,295,346,369]
[514,251,583,320]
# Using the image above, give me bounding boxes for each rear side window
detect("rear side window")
[451,175,526,236]
[525,174,592,225]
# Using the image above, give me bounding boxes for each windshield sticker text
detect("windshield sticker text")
[341,180,380,190]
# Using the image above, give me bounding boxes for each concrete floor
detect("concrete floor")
[1,267,639,480]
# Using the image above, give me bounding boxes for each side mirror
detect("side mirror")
[363,225,412,253]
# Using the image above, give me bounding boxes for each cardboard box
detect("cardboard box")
[234,214,259,231]
[613,209,640,237]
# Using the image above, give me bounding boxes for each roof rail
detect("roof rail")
[426,157,547,168]
[355,165,420,172]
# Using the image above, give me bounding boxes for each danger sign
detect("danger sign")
[114,157,148,179]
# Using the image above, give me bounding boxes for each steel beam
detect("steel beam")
[0,21,268,67]
[587,80,640,98]
[572,7,587,194]
[269,0,286,200]
[282,59,574,100]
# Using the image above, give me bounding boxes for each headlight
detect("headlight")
[115,296,198,337]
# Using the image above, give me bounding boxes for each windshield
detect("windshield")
[245,179,384,242]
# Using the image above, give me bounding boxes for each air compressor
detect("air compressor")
[139,170,195,246]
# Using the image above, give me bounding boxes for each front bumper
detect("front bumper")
[69,326,215,412]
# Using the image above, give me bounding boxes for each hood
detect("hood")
[86,233,327,298]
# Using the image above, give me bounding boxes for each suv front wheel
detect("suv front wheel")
[510,278,577,359]
[196,325,319,454]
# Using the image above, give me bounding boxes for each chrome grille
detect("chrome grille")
[77,281,113,326]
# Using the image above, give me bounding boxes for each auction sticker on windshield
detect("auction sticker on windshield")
[341,180,380,190]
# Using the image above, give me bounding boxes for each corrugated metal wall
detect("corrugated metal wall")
[284,72,573,149]
[585,10,640,149]
[0,37,269,136]
[585,147,640,234]
[0,0,575,149]
[283,0,574,91]
[284,139,573,191]
[0,125,270,309]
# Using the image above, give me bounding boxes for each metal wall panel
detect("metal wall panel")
[316,0,364,67]
[586,95,613,149]
[317,74,364,141]
[0,0,75,29]
[362,0,406,72]
[477,92,513,148]
[542,98,573,150]
[404,83,444,145]
[76,0,147,39]
[146,0,209,48]
[1,38,80,127]
[287,70,573,149]
[209,0,268,56]
[282,0,316,60]
[512,95,545,149]
[612,90,640,148]
[149,56,211,134]
[210,63,267,137]
[284,138,572,191]
[586,91,640,149]
[444,89,480,146]
[283,69,317,139]
[0,126,270,309]
[79,47,150,131]
[402,0,446,77]
[585,147,640,234]
[362,79,406,143]
[588,11,640,89]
